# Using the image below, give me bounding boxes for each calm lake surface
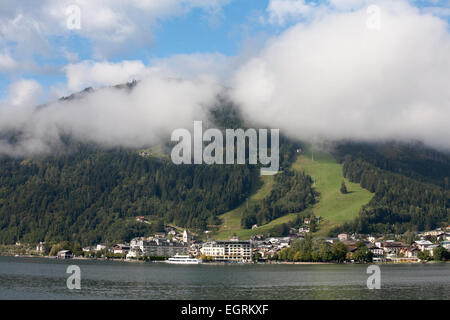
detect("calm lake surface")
[0,256,448,300]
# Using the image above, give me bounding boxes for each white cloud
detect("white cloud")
[6,79,42,107]
[0,0,231,68]
[266,0,313,25]
[62,53,233,93]
[64,60,147,92]
[0,79,42,141]
[1,0,450,156]
[0,53,18,72]
[0,74,222,156]
[328,0,369,10]
[232,0,450,149]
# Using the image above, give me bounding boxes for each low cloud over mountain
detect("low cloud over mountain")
[0,0,449,156]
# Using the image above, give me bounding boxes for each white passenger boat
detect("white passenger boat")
[166,254,202,264]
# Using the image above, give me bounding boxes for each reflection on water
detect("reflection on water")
[0,256,448,300]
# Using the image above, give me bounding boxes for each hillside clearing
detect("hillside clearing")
[213,143,374,240]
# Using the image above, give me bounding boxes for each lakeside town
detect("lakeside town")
[2,217,450,264]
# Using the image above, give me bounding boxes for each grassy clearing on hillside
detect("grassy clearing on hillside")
[214,175,276,240]
[213,143,374,240]
[293,144,374,236]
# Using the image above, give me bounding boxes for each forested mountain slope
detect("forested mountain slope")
[0,147,256,244]
[331,142,450,235]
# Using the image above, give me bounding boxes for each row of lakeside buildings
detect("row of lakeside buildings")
[36,225,450,263]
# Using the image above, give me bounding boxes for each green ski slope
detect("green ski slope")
[213,144,374,239]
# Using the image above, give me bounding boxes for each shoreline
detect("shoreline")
[1,254,443,265]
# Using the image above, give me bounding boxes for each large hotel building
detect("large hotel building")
[200,239,252,262]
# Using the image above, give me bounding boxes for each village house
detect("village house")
[367,243,384,257]
[57,250,73,259]
[299,226,310,234]
[95,244,107,251]
[442,241,450,250]
[135,216,147,223]
[367,236,376,243]
[402,247,420,259]
[376,241,407,255]
[424,244,439,256]
[126,249,142,259]
[414,240,433,251]
[112,244,130,254]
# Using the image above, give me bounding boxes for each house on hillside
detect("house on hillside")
[338,233,348,242]
[136,216,147,223]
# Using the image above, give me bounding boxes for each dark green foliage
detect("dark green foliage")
[331,153,449,235]
[340,181,348,194]
[352,241,373,263]
[275,236,349,262]
[417,250,431,261]
[0,147,256,245]
[265,223,290,237]
[241,169,317,228]
[334,141,450,188]
[433,247,449,261]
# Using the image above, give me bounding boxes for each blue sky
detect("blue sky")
[0,0,269,101]
[0,0,449,102]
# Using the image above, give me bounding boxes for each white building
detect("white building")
[425,244,439,256]
[442,241,450,250]
[95,244,106,251]
[200,240,252,262]
[414,240,433,251]
[126,249,141,259]
[57,250,73,259]
[112,244,130,254]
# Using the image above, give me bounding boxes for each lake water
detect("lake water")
[0,256,448,300]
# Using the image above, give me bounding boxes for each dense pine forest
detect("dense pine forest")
[0,146,256,244]
[331,142,450,235]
